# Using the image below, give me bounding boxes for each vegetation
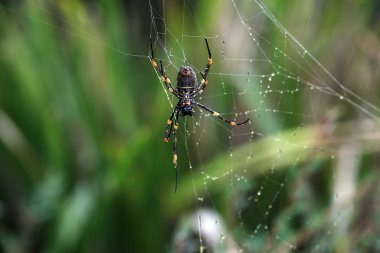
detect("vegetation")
[0,0,379,252]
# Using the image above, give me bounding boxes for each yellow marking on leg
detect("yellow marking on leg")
[208,58,213,65]
[164,137,169,142]
[204,80,208,85]
[152,60,158,68]
[173,154,177,163]
[174,124,179,130]
[166,78,171,84]
[230,122,237,126]
[167,119,172,125]
[162,77,166,82]
[213,112,220,117]
[168,88,173,93]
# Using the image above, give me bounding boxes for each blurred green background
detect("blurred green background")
[0,0,380,252]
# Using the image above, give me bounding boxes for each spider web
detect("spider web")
[0,0,379,252]
[148,0,380,252]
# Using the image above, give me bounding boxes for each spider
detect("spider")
[150,38,249,192]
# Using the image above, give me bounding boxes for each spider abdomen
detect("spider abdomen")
[176,66,198,93]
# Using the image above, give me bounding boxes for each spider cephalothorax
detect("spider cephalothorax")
[178,98,195,116]
[150,38,250,192]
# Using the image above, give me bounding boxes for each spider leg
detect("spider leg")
[192,38,213,97]
[150,38,180,98]
[172,110,180,192]
[204,37,212,75]
[164,106,178,142]
[195,102,250,126]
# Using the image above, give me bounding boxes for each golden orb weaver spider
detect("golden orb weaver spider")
[150,38,249,192]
